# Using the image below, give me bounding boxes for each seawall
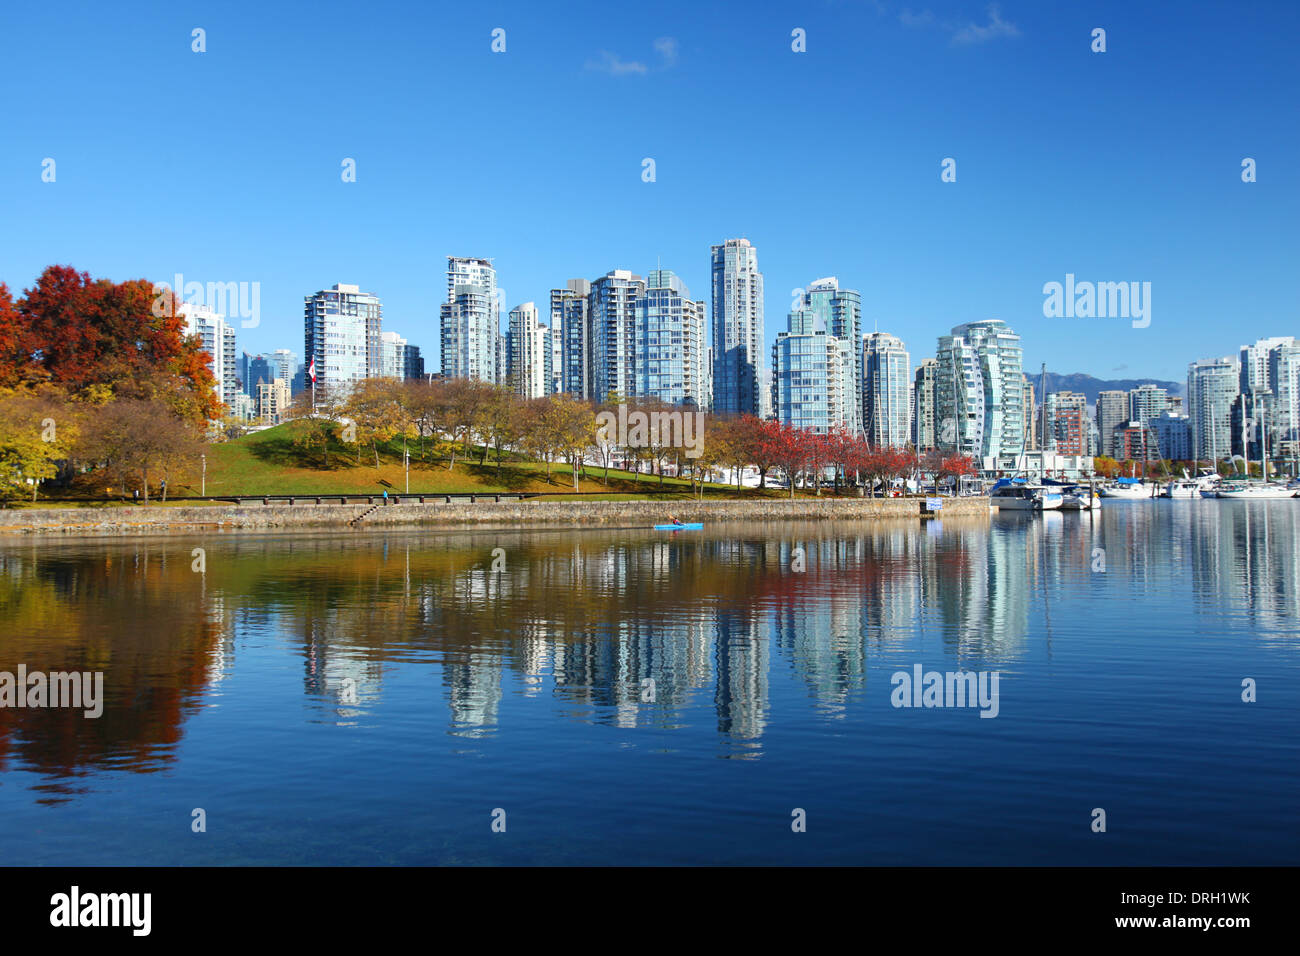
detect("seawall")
[0,497,992,537]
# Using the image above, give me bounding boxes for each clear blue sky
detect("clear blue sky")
[1,0,1296,382]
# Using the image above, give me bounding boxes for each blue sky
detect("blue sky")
[1,0,1296,382]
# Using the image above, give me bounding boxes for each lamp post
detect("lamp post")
[201,454,206,496]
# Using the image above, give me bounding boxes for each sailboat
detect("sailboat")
[1216,398,1295,498]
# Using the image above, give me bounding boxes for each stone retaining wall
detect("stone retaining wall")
[0,497,991,537]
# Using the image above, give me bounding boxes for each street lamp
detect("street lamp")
[201,453,206,497]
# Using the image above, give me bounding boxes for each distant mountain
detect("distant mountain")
[1035,372,1184,405]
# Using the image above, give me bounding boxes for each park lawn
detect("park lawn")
[195,422,797,498]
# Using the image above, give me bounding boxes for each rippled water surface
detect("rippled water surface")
[1,503,1297,865]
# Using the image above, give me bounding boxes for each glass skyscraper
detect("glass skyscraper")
[935,319,1024,459]
[711,239,765,418]
[863,332,910,447]
[1187,356,1240,462]
[303,283,381,395]
[634,270,710,408]
[441,256,498,382]
[589,270,645,402]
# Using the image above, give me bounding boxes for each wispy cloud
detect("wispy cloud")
[896,3,1020,46]
[950,4,1020,45]
[586,36,679,76]
[653,36,679,67]
[586,51,648,75]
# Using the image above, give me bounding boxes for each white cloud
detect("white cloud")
[653,36,679,67]
[950,4,1020,45]
[586,51,647,75]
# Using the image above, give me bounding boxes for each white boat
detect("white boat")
[991,482,1064,510]
[1216,482,1296,499]
[1099,480,1155,499]
[1164,473,1220,499]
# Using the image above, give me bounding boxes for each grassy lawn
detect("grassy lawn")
[20,421,838,503]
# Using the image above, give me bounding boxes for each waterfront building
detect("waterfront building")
[506,302,550,399]
[303,283,382,394]
[801,278,862,433]
[935,320,1024,458]
[181,303,238,411]
[589,270,646,402]
[1095,389,1128,458]
[863,332,910,446]
[440,257,498,383]
[711,238,766,418]
[772,289,854,433]
[1042,391,1091,455]
[1129,384,1171,428]
[403,343,424,380]
[1239,337,1300,460]
[376,330,408,380]
[1151,410,1192,461]
[553,279,592,398]
[1187,357,1241,462]
[1023,375,1038,450]
[913,359,939,450]
[634,270,710,408]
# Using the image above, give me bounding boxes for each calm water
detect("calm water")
[1,504,1297,865]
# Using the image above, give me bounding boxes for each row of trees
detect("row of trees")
[273,378,978,498]
[0,388,203,504]
[1,266,218,504]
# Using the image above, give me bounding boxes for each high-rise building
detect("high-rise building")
[553,279,592,398]
[1042,391,1090,455]
[1187,357,1240,462]
[711,239,765,418]
[935,319,1024,459]
[181,303,237,411]
[1129,384,1170,427]
[506,302,549,398]
[1239,336,1300,459]
[800,278,862,433]
[863,332,910,447]
[303,283,382,394]
[269,349,300,392]
[589,270,645,402]
[1022,376,1038,450]
[1095,390,1128,457]
[772,328,853,434]
[912,359,939,451]
[240,351,272,398]
[377,330,408,380]
[634,270,710,408]
[440,257,498,383]
[402,343,424,380]
[1151,410,1192,461]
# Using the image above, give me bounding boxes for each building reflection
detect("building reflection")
[5,503,1298,788]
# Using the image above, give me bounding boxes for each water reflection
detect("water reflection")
[2,502,1299,791]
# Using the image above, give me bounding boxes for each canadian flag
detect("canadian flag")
[308,357,316,384]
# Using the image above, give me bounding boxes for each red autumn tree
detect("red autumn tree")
[11,266,220,422]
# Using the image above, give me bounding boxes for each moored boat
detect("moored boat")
[991,480,1064,511]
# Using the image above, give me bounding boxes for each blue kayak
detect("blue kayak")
[654,523,703,531]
